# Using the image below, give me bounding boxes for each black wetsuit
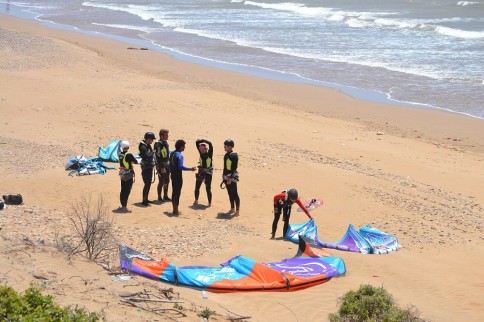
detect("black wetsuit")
[194,139,213,204]
[223,150,240,211]
[169,150,191,207]
[154,139,170,200]
[119,151,138,207]
[138,140,154,204]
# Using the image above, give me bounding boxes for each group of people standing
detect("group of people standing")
[118,129,311,240]
[117,130,240,217]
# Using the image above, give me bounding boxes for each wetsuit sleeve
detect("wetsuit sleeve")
[153,142,161,163]
[126,153,138,164]
[230,152,238,175]
[195,139,202,150]
[139,144,153,160]
[207,140,213,158]
[295,198,312,219]
[177,153,191,171]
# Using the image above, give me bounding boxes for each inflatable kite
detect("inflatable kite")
[98,139,122,162]
[286,219,401,254]
[119,237,345,292]
[65,155,115,176]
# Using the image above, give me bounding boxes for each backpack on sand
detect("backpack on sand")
[3,194,23,205]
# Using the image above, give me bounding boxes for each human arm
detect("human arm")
[177,153,196,171]
[206,140,213,158]
[229,152,238,174]
[139,144,154,160]
[126,153,138,165]
[295,198,312,219]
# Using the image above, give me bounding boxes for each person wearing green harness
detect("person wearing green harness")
[223,139,240,216]
[118,141,138,213]
[194,139,213,206]
[139,132,156,206]
[154,128,171,202]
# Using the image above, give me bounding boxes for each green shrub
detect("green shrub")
[329,284,426,322]
[198,307,217,320]
[0,284,101,321]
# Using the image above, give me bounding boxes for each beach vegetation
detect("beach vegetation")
[329,284,427,322]
[198,307,217,320]
[173,303,186,311]
[55,194,117,261]
[0,284,101,321]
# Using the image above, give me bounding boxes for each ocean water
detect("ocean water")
[1,0,483,119]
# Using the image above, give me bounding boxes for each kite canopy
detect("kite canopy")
[119,237,345,292]
[98,139,122,162]
[286,219,401,254]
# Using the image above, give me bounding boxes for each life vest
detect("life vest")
[120,152,133,170]
[225,151,237,171]
[199,154,212,168]
[139,140,154,167]
[155,141,169,159]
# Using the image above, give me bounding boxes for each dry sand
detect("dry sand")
[0,14,483,322]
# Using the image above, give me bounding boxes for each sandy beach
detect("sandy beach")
[1,14,483,321]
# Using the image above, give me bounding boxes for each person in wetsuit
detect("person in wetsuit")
[272,188,312,239]
[118,140,138,212]
[194,139,213,207]
[169,139,196,215]
[154,129,171,202]
[222,139,240,216]
[139,132,156,206]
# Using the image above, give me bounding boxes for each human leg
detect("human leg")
[157,172,163,201]
[232,182,240,215]
[282,206,292,237]
[162,171,171,201]
[141,167,153,205]
[226,183,235,213]
[205,174,213,205]
[194,175,203,204]
[272,206,282,239]
[171,173,182,214]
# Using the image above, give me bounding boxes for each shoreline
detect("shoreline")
[1,11,483,322]
[2,13,483,157]
[2,4,484,121]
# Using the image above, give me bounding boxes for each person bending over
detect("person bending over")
[272,188,312,239]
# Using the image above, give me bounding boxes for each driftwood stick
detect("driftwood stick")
[218,303,252,321]
[120,298,184,303]
[131,304,187,319]
[33,275,49,280]
[229,317,252,321]
[119,291,144,298]
[152,307,187,315]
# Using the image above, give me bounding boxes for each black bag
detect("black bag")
[3,194,23,205]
